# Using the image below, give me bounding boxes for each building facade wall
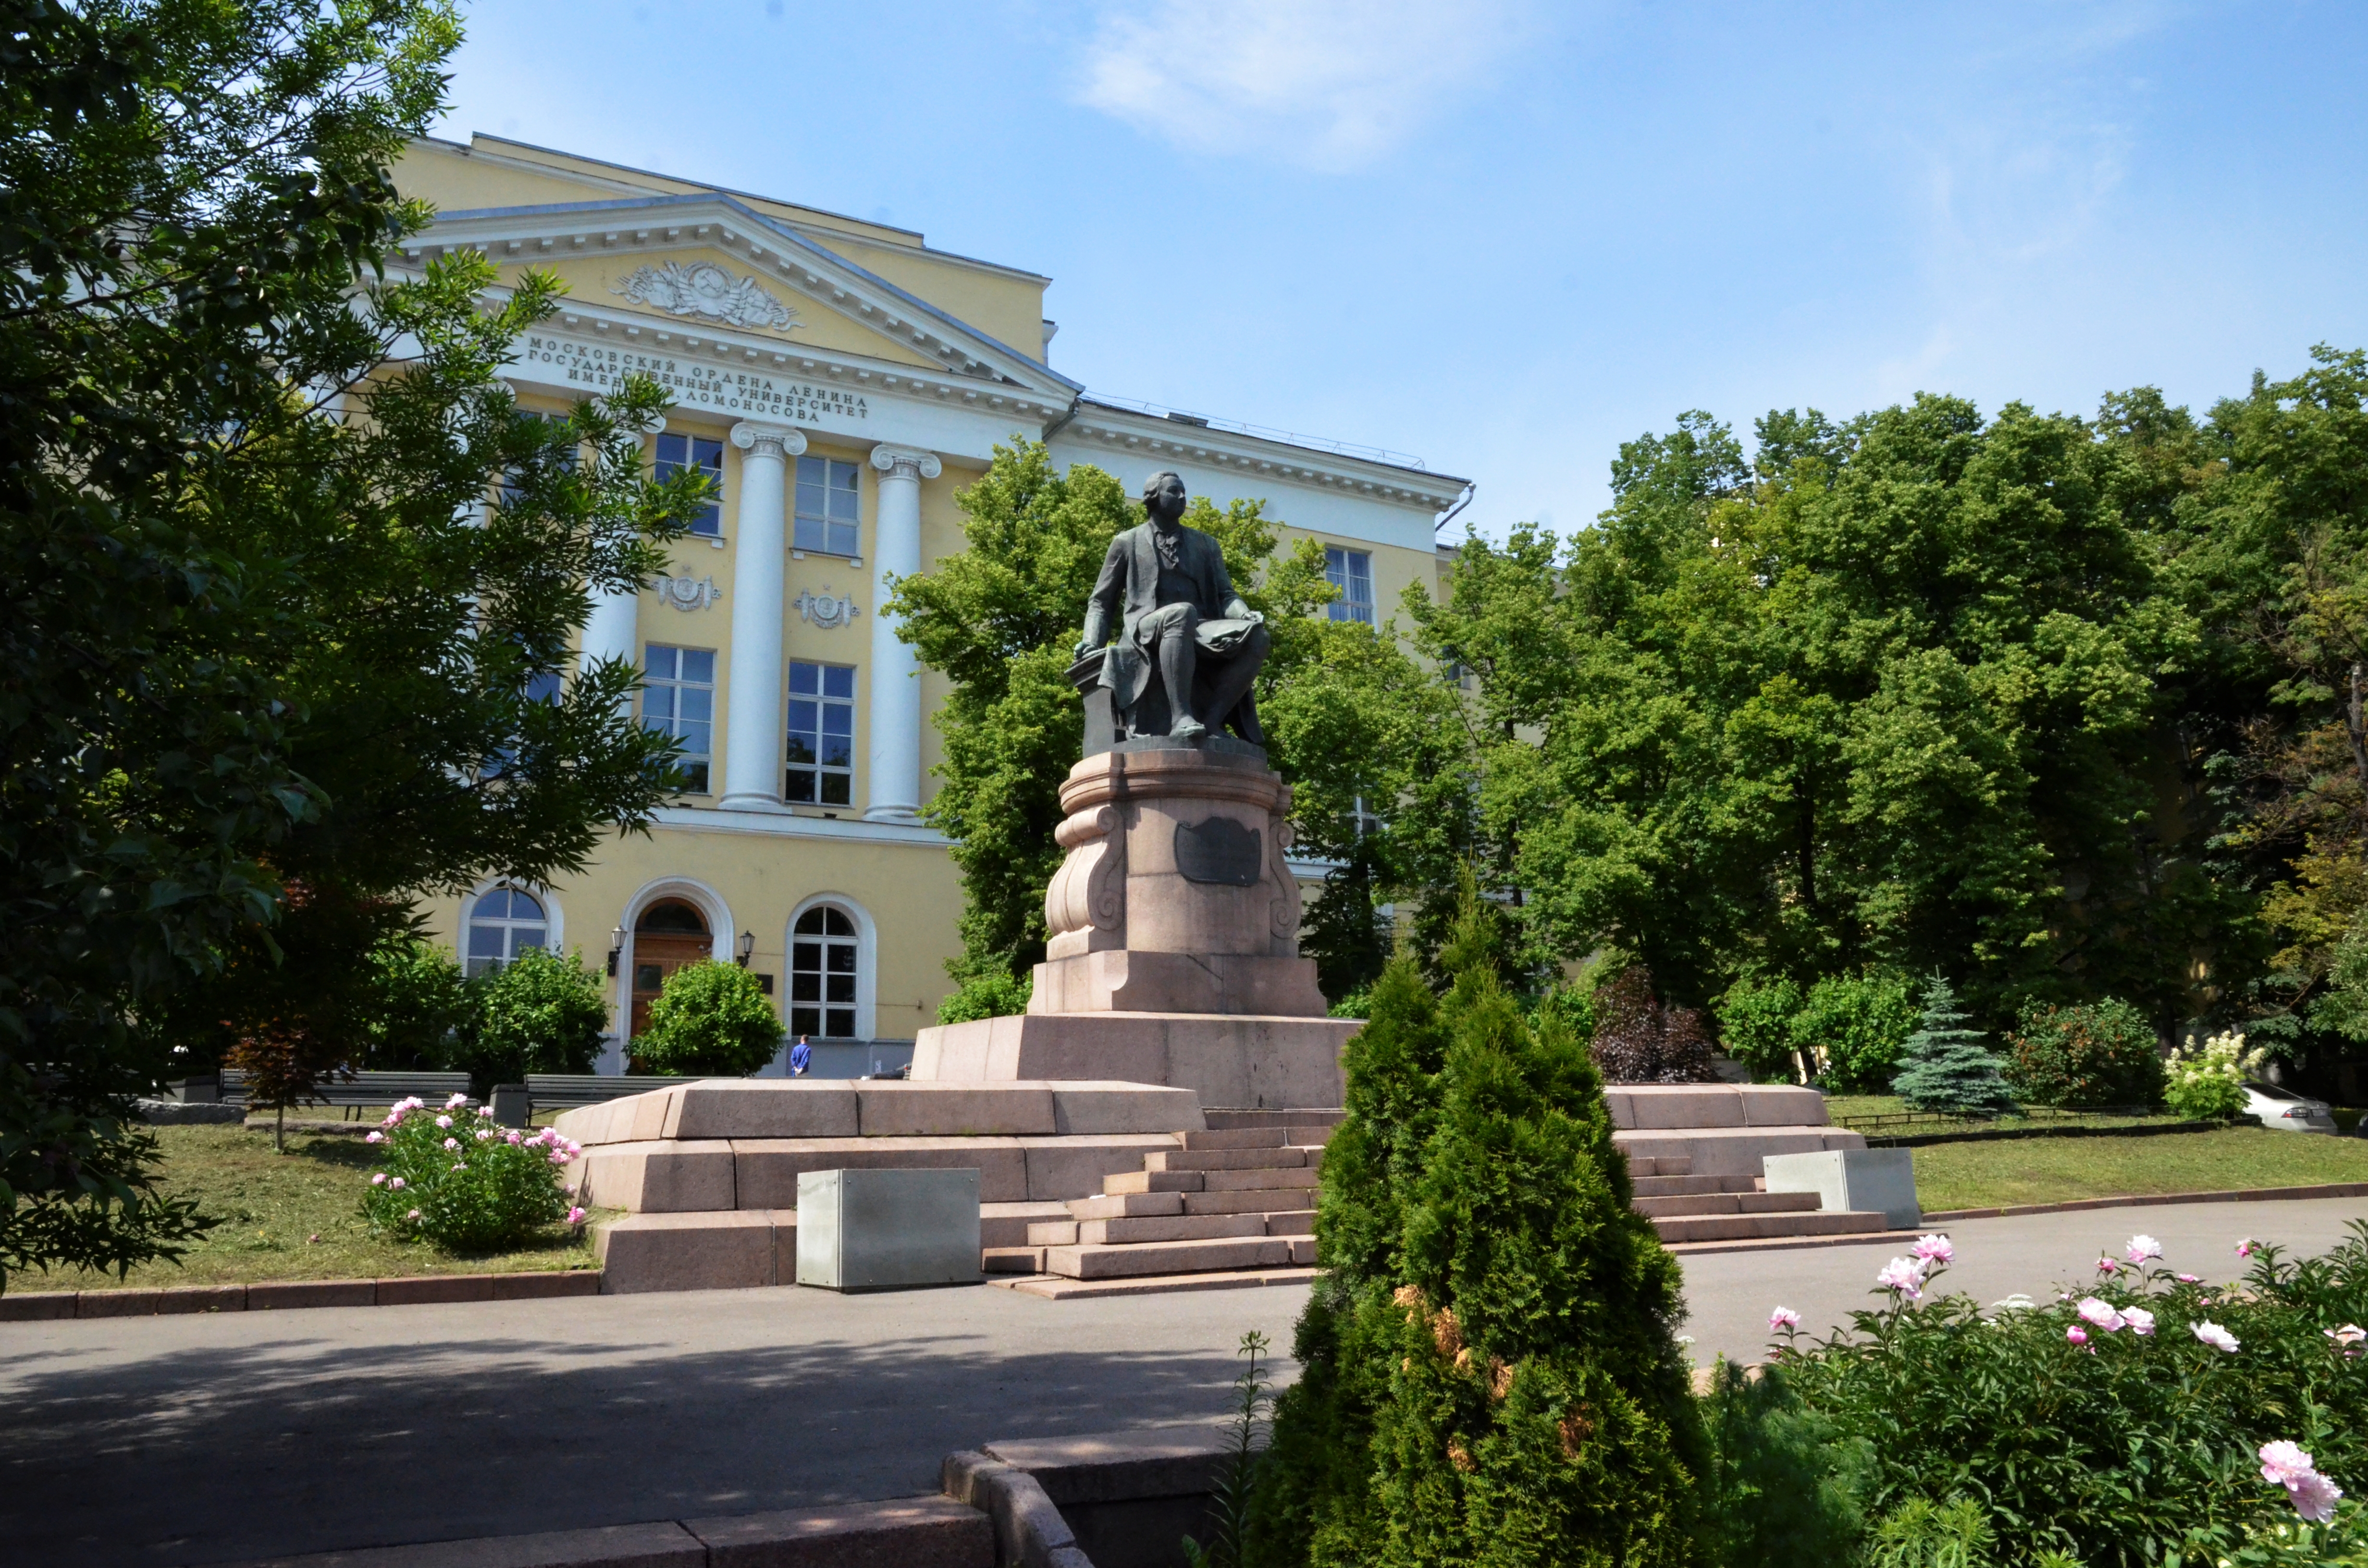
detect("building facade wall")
[402,135,1468,1071]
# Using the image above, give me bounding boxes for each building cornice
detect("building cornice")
[653,804,951,846]
[411,191,1079,403]
[1062,402,1468,515]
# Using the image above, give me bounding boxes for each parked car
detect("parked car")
[2242,1080,2337,1134]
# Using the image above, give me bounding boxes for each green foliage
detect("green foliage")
[457,949,608,1092]
[1796,975,1918,1093]
[0,0,702,1287]
[632,962,783,1078]
[1714,977,1804,1081]
[1695,1360,1870,1568]
[2164,1030,2260,1121]
[936,967,1032,1026]
[1328,987,1377,1021]
[359,939,472,1071]
[1864,1496,1997,1568]
[1250,890,1708,1566]
[1413,396,2213,1027]
[1183,1332,1275,1568]
[1303,859,1392,1007]
[361,1096,577,1251]
[1891,976,2016,1117]
[1590,964,1717,1084]
[1774,1224,2368,1566]
[2006,998,2167,1108]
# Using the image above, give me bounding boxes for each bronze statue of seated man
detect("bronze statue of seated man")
[1073,470,1269,745]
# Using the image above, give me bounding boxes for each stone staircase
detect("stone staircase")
[996,1109,1340,1281]
[1628,1153,1890,1244]
[995,1108,1894,1282]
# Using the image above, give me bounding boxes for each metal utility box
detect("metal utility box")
[796,1167,982,1292]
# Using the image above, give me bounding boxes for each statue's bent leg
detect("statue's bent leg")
[1198,621,1269,742]
[1156,605,1204,739]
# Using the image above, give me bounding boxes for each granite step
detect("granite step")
[1045,1234,1311,1280]
[1648,1209,1888,1244]
[1181,1186,1321,1215]
[1179,1128,1290,1150]
[1631,1173,1745,1198]
[1632,1191,1823,1219]
[1202,1108,1344,1132]
[1264,1210,1316,1236]
[1142,1147,1307,1173]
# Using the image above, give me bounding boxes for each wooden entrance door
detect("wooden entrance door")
[629,899,713,1037]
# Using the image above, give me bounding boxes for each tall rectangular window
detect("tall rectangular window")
[794,455,861,555]
[641,645,715,794]
[786,661,855,806]
[655,431,725,536]
[1325,546,1374,625]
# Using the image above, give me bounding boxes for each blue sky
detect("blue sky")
[439,1,2368,541]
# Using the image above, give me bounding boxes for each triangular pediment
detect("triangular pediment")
[404,192,1079,405]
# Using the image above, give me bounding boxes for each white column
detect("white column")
[865,444,939,822]
[580,586,640,712]
[717,420,805,810]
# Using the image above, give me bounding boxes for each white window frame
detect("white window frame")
[786,659,857,807]
[641,644,716,794]
[793,455,862,557]
[783,893,878,1045]
[1325,546,1374,625]
[462,882,564,979]
[655,429,725,537]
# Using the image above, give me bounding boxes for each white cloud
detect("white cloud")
[1076,0,1539,171]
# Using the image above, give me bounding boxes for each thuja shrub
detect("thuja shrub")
[2005,997,2166,1108]
[1757,1227,2368,1565]
[1250,892,1709,1567]
[362,1094,582,1251]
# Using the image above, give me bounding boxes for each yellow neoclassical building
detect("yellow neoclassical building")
[396,134,1469,1074]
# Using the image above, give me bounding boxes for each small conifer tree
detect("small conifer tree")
[1250,885,1708,1567]
[1890,974,2015,1116]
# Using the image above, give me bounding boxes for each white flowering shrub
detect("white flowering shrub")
[360,1094,583,1251]
[2165,1029,2263,1122]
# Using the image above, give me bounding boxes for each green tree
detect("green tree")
[2003,998,2165,1109]
[1251,891,1708,1566]
[1415,396,2209,1027]
[632,961,783,1078]
[0,0,701,1288]
[457,948,609,1094]
[1791,975,1916,1094]
[358,938,473,1071]
[1714,977,1804,1082]
[1890,975,2015,1117]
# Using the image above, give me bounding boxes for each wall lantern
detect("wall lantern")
[607,925,626,977]
[736,930,756,968]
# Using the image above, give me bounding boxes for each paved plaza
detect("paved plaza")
[6,1195,2364,1567]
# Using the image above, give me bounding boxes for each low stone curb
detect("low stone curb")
[207,1494,991,1568]
[1921,1181,2368,1222]
[0,1269,601,1321]
[942,1451,1093,1568]
[986,1265,1319,1300]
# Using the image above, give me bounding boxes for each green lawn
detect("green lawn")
[1822,1093,2188,1133]
[1911,1124,2368,1213]
[29,1125,601,1294]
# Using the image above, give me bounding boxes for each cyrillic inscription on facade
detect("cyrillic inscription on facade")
[518,335,871,424]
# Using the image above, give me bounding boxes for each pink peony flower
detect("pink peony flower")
[1769,1307,1801,1333]
[506,1130,522,1144]
[2289,1470,2344,1523]
[2076,1298,2124,1333]
[435,1115,453,1129]
[445,1092,469,1109]
[2066,1325,2089,1346]
[567,1206,587,1225]
[2096,1257,2120,1275]
[1912,1234,1955,1265]
[2177,1273,2202,1284]
[443,1137,459,1150]
[2125,1235,2162,1265]
[388,1177,406,1190]
[1876,1257,1927,1300]
[477,1106,494,1118]
[2193,1320,2240,1353]
[2327,1324,2366,1355]
[475,1129,494,1141]
[370,1172,386,1186]
[2261,1442,2317,1487]
[2121,1306,2156,1336]
[2236,1237,2257,1258]
[450,1162,466,1172]
[366,1130,383,1143]
[407,1208,421,1221]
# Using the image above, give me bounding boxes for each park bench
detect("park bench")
[524,1074,671,1117]
[218,1069,473,1120]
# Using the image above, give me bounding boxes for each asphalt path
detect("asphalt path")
[6,1194,2364,1567]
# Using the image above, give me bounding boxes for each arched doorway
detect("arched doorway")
[629,898,712,1037]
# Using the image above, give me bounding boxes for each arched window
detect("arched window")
[790,906,859,1039]
[466,887,547,977]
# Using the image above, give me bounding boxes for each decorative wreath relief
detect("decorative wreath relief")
[611,261,798,331]
[795,588,860,629]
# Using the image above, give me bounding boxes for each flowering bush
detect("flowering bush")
[360,1094,582,1251]
[2165,1029,2263,1122]
[1755,1224,2368,1563]
[2004,996,2166,1108]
